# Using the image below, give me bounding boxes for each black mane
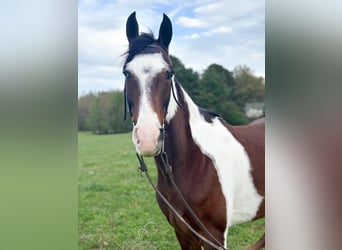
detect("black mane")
[198,107,222,123]
[124,32,160,64]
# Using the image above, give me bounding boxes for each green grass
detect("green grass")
[78,132,264,249]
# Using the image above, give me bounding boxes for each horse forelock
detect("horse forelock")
[124,32,170,66]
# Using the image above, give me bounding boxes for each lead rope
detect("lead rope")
[136,154,225,250]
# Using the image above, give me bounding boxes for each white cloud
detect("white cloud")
[194,2,225,14]
[210,26,232,34]
[201,26,233,36]
[182,33,200,40]
[176,16,206,28]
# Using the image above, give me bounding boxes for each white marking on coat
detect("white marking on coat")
[182,89,263,248]
[125,52,178,154]
[165,75,178,122]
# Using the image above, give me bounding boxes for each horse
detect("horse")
[122,12,265,250]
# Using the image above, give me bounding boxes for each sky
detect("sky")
[78,0,265,96]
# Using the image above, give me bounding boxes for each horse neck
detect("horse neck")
[155,82,199,181]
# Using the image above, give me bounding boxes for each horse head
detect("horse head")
[123,12,178,156]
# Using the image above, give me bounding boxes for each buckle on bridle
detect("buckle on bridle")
[136,153,148,173]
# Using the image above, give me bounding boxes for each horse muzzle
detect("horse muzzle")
[132,126,163,157]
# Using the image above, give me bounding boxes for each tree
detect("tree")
[196,64,248,124]
[87,92,109,134]
[108,91,132,133]
[197,64,235,106]
[170,55,200,98]
[78,91,131,134]
[232,65,265,111]
[78,93,96,131]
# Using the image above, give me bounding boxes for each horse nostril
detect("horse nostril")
[133,128,140,145]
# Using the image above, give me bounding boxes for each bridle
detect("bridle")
[124,67,226,250]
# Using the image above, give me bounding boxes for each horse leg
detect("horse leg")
[175,230,202,250]
[246,233,265,250]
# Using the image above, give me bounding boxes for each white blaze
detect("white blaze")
[125,52,178,155]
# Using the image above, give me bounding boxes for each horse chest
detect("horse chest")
[155,190,190,232]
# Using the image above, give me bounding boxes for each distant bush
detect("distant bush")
[78,91,132,134]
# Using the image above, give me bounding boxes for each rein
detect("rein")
[136,153,226,250]
[135,105,226,250]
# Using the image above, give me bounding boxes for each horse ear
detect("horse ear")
[158,13,172,50]
[126,11,139,43]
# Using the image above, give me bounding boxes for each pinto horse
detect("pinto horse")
[123,12,265,250]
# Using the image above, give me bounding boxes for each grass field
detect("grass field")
[78,132,264,249]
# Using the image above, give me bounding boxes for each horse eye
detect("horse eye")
[123,70,131,79]
[166,69,174,80]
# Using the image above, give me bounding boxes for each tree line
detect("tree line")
[78,55,265,134]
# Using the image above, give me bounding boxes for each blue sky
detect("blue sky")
[78,0,264,96]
